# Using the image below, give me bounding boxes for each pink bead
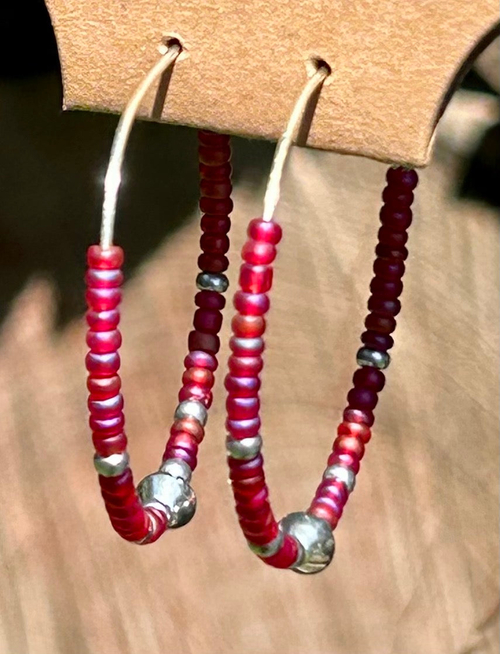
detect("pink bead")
[85,268,123,288]
[231,476,266,497]
[188,330,220,354]
[315,478,348,506]
[184,350,218,371]
[167,431,199,456]
[337,421,372,444]
[87,375,122,399]
[86,287,122,311]
[170,418,205,444]
[199,197,233,216]
[309,498,343,529]
[234,485,268,506]
[242,239,276,265]
[343,407,374,427]
[89,413,125,435]
[261,534,299,569]
[92,432,128,457]
[87,245,124,269]
[193,308,223,334]
[231,314,266,337]
[234,291,270,316]
[226,396,260,420]
[228,355,263,377]
[195,290,226,310]
[229,336,265,356]
[86,309,120,331]
[228,455,264,479]
[334,435,365,460]
[163,446,197,471]
[182,367,214,388]
[226,417,261,439]
[178,383,213,408]
[225,375,261,397]
[88,393,124,418]
[85,352,121,377]
[327,451,361,475]
[86,329,122,353]
[200,215,231,234]
[248,218,283,244]
[353,367,385,391]
[239,263,273,293]
[245,520,280,546]
[347,387,379,410]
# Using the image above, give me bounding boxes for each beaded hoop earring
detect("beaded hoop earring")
[85,43,234,544]
[224,64,418,573]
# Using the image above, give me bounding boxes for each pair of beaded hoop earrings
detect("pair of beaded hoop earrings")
[85,42,418,574]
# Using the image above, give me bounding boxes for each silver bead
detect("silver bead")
[159,458,192,482]
[137,472,196,528]
[196,272,229,293]
[174,399,208,427]
[226,434,262,460]
[93,451,129,477]
[248,530,284,558]
[324,464,356,493]
[230,337,264,354]
[356,347,390,369]
[280,512,335,574]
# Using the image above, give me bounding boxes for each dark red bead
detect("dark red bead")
[86,329,122,353]
[198,131,230,147]
[200,179,232,199]
[193,308,223,334]
[343,407,374,427]
[365,313,396,334]
[199,197,233,215]
[225,375,261,397]
[85,352,121,376]
[368,296,401,316]
[234,291,270,316]
[361,330,394,351]
[198,145,231,166]
[353,367,385,392]
[375,243,408,261]
[199,163,232,181]
[188,330,220,354]
[248,218,283,244]
[242,240,276,265]
[226,396,260,420]
[231,314,266,337]
[197,253,229,273]
[386,167,419,190]
[195,290,226,310]
[382,186,414,209]
[87,245,124,269]
[373,258,405,280]
[379,205,413,231]
[370,277,403,298]
[378,226,408,248]
[86,309,120,331]
[200,215,231,234]
[347,387,378,410]
[200,233,230,254]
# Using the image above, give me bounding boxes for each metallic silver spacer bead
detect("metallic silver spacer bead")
[159,458,193,482]
[280,512,335,574]
[230,337,264,354]
[174,399,208,427]
[323,464,356,493]
[226,434,262,460]
[196,272,229,293]
[93,451,129,477]
[137,472,196,529]
[356,347,390,369]
[248,530,284,558]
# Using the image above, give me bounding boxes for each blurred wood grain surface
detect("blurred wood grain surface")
[0,144,497,654]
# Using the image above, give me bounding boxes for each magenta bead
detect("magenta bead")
[315,478,348,506]
[229,335,265,356]
[226,417,261,439]
[87,245,124,269]
[85,352,121,377]
[242,240,276,265]
[239,263,273,294]
[86,287,122,311]
[87,375,122,398]
[86,310,120,331]
[86,329,122,353]
[327,451,361,475]
[248,218,283,244]
[85,268,123,288]
[195,290,226,310]
[347,387,379,410]
[184,350,218,372]
[178,383,213,408]
[234,291,270,316]
[225,375,261,397]
[193,308,223,334]
[226,396,260,420]
[92,432,128,457]
[228,455,264,479]
[260,534,299,569]
[228,355,263,377]
[188,330,220,354]
[89,413,125,435]
[88,394,124,418]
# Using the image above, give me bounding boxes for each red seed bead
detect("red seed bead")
[199,197,233,215]
[386,167,419,190]
[379,205,413,231]
[234,291,270,316]
[234,486,269,508]
[195,290,226,311]
[93,432,128,456]
[188,330,220,354]
[225,375,261,397]
[200,179,233,199]
[373,258,405,280]
[361,330,394,351]
[85,352,121,376]
[163,446,197,471]
[229,335,265,356]
[368,296,401,316]
[184,350,218,371]
[200,215,231,234]
[337,421,372,444]
[198,131,230,147]
[343,407,375,427]
[347,387,378,411]
[86,309,120,331]
[199,163,232,181]
[170,418,205,444]
[370,277,403,299]
[98,468,133,494]
[228,454,264,476]
[327,451,361,475]
[86,329,122,353]
[248,218,283,244]
[309,499,342,529]
[353,367,385,392]
[228,355,263,377]
[378,227,408,249]
[167,431,199,456]
[193,308,223,334]
[382,185,414,209]
[200,233,230,254]
[315,478,348,506]
[375,243,409,261]
[231,314,265,338]
[86,287,122,311]
[365,313,397,334]
[198,145,231,166]
[88,393,124,418]
[334,434,365,460]
[226,417,261,439]
[242,240,276,265]
[87,245,124,269]
[239,263,273,293]
[89,413,125,435]
[87,375,122,398]
[178,383,213,408]
[232,476,266,497]
[198,253,229,273]
[226,396,260,420]
[182,367,214,389]
[85,268,123,289]
[261,534,300,569]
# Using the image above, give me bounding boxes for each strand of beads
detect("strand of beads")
[86,131,232,543]
[225,166,418,573]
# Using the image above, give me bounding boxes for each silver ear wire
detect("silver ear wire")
[100,42,181,249]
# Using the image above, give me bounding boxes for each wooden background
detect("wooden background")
[0,31,498,654]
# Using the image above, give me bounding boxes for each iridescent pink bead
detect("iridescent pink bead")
[327,451,361,475]
[225,375,261,397]
[87,245,124,269]
[333,434,365,461]
[85,268,124,288]
[337,420,372,443]
[309,497,343,529]
[228,355,263,377]
[242,240,277,265]
[248,218,283,244]
[86,329,122,353]
[184,350,218,371]
[85,352,121,376]
[89,413,125,435]
[88,393,124,418]
[182,367,215,389]
[239,263,273,293]
[86,310,120,331]
[231,314,266,338]
[226,417,261,439]
[368,296,401,316]
[86,287,122,311]
[315,478,348,506]
[228,455,264,480]
[229,335,265,356]
[233,291,270,316]
[92,432,128,457]
[260,534,299,569]
[87,374,122,399]
[226,396,260,420]
[343,407,374,427]
[178,383,213,408]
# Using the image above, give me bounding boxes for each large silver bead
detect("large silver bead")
[280,512,335,574]
[137,472,196,528]
[196,272,229,293]
[174,399,208,427]
[247,531,284,558]
[323,464,356,493]
[356,347,390,369]
[226,434,262,460]
[159,458,192,482]
[93,451,129,477]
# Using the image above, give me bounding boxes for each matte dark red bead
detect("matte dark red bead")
[375,243,408,261]
[353,367,385,392]
[195,290,226,310]
[379,205,413,231]
[361,330,394,351]
[198,131,230,147]
[386,167,419,190]
[347,387,379,410]
[382,186,414,209]
[200,179,232,199]
[197,253,229,273]
[365,313,397,334]
[200,215,231,234]
[200,233,230,254]
[188,330,220,354]
[373,258,405,280]
[199,197,233,215]
[368,295,401,316]
[193,308,223,334]
[370,277,403,298]
[199,163,232,181]
[87,245,124,269]
[198,145,231,166]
